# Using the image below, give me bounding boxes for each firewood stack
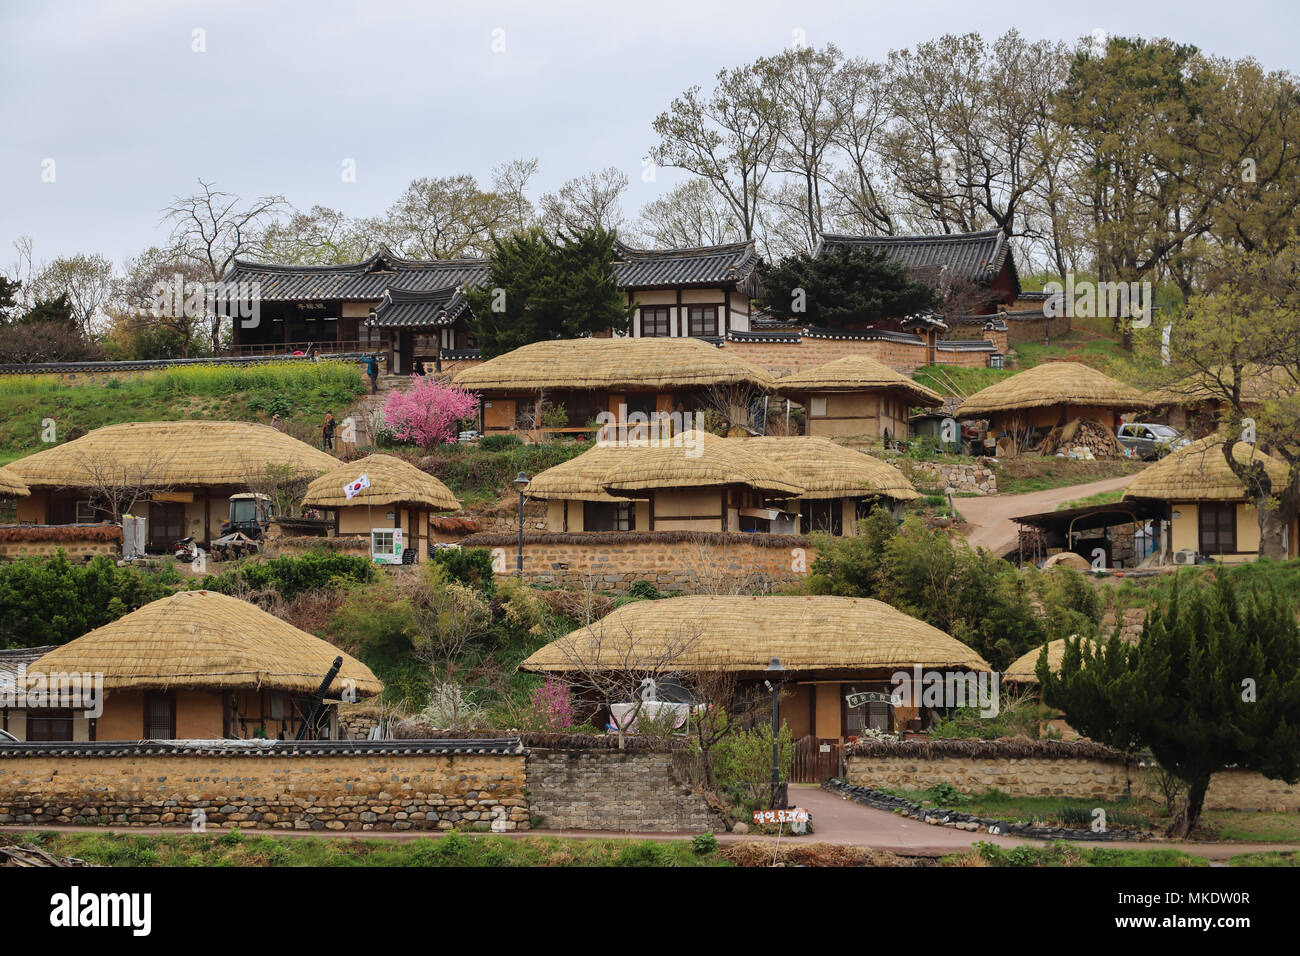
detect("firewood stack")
[1036,417,1123,458]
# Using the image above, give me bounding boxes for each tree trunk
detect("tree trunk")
[1259,508,1288,561]
[1167,775,1210,838]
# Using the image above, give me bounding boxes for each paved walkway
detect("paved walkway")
[958,474,1136,555]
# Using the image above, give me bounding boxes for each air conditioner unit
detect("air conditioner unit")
[1172,549,1197,566]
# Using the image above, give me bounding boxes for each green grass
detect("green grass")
[1012,334,1159,388]
[991,457,1147,495]
[1227,850,1300,866]
[1201,810,1300,844]
[912,365,1015,396]
[1058,489,1125,510]
[952,840,1210,867]
[6,829,727,867]
[0,362,366,460]
[1105,559,1300,613]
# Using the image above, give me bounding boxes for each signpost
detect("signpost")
[753,808,809,825]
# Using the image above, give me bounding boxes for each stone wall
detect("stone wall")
[898,460,998,496]
[845,748,1300,811]
[460,531,815,594]
[0,742,531,831]
[0,526,122,562]
[527,748,718,832]
[1003,311,1072,346]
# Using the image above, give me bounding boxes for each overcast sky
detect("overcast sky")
[3,0,1298,270]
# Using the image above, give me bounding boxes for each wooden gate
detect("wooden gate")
[792,735,842,783]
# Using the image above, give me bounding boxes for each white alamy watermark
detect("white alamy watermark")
[889,666,1001,718]
[594,405,704,458]
[0,667,104,718]
[147,275,261,328]
[1040,274,1152,328]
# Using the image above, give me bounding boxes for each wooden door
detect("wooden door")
[792,734,842,783]
[147,502,184,550]
[483,399,516,431]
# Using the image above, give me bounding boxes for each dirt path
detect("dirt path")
[958,474,1137,556]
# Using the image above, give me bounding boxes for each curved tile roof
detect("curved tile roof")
[815,229,1019,295]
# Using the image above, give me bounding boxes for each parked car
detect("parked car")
[0,728,18,742]
[1117,422,1188,460]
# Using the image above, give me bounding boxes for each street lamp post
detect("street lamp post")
[765,657,786,810]
[513,472,530,576]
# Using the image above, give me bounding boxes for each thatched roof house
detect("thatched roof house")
[1122,437,1297,563]
[522,594,990,738]
[530,430,801,533]
[957,363,1149,422]
[3,421,339,551]
[18,590,380,742]
[528,433,916,535]
[1003,638,1100,685]
[301,454,461,560]
[1147,365,1292,437]
[955,362,1151,455]
[453,338,774,435]
[776,354,943,440]
[0,469,29,499]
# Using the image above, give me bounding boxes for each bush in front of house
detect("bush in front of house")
[198,553,375,601]
[0,552,181,647]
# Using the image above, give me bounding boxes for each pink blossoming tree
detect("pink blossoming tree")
[382,378,479,449]
[527,676,576,731]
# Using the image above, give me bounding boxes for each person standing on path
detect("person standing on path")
[322,411,337,451]
[366,353,379,394]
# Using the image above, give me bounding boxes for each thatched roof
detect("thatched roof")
[775,354,943,407]
[956,363,1151,417]
[302,454,460,511]
[32,590,382,697]
[0,468,30,498]
[521,595,990,674]
[1123,436,1289,502]
[1003,638,1099,684]
[3,421,340,490]
[745,437,919,501]
[598,430,803,497]
[452,337,775,392]
[523,443,638,502]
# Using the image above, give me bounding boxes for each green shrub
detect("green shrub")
[692,831,719,855]
[199,553,375,601]
[478,434,522,452]
[627,580,661,600]
[428,547,497,596]
[0,553,181,647]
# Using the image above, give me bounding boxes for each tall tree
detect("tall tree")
[755,44,847,251]
[1042,576,1300,837]
[29,252,115,337]
[651,62,782,240]
[538,167,629,235]
[464,227,634,358]
[635,179,743,248]
[381,174,512,259]
[1155,242,1300,558]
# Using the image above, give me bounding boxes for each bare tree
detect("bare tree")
[652,63,782,240]
[539,167,629,235]
[29,253,115,337]
[161,179,288,349]
[545,611,701,749]
[66,449,176,523]
[636,179,744,248]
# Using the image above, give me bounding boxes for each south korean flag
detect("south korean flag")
[343,473,370,500]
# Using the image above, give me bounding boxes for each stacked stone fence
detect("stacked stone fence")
[845,739,1300,811]
[0,735,727,833]
[895,459,998,496]
[0,524,122,562]
[460,530,814,594]
[0,739,530,832]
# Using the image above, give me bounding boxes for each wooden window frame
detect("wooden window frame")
[686,305,719,337]
[1198,503,1237,554]
[640,306,671,337]
[143,691,176,740]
